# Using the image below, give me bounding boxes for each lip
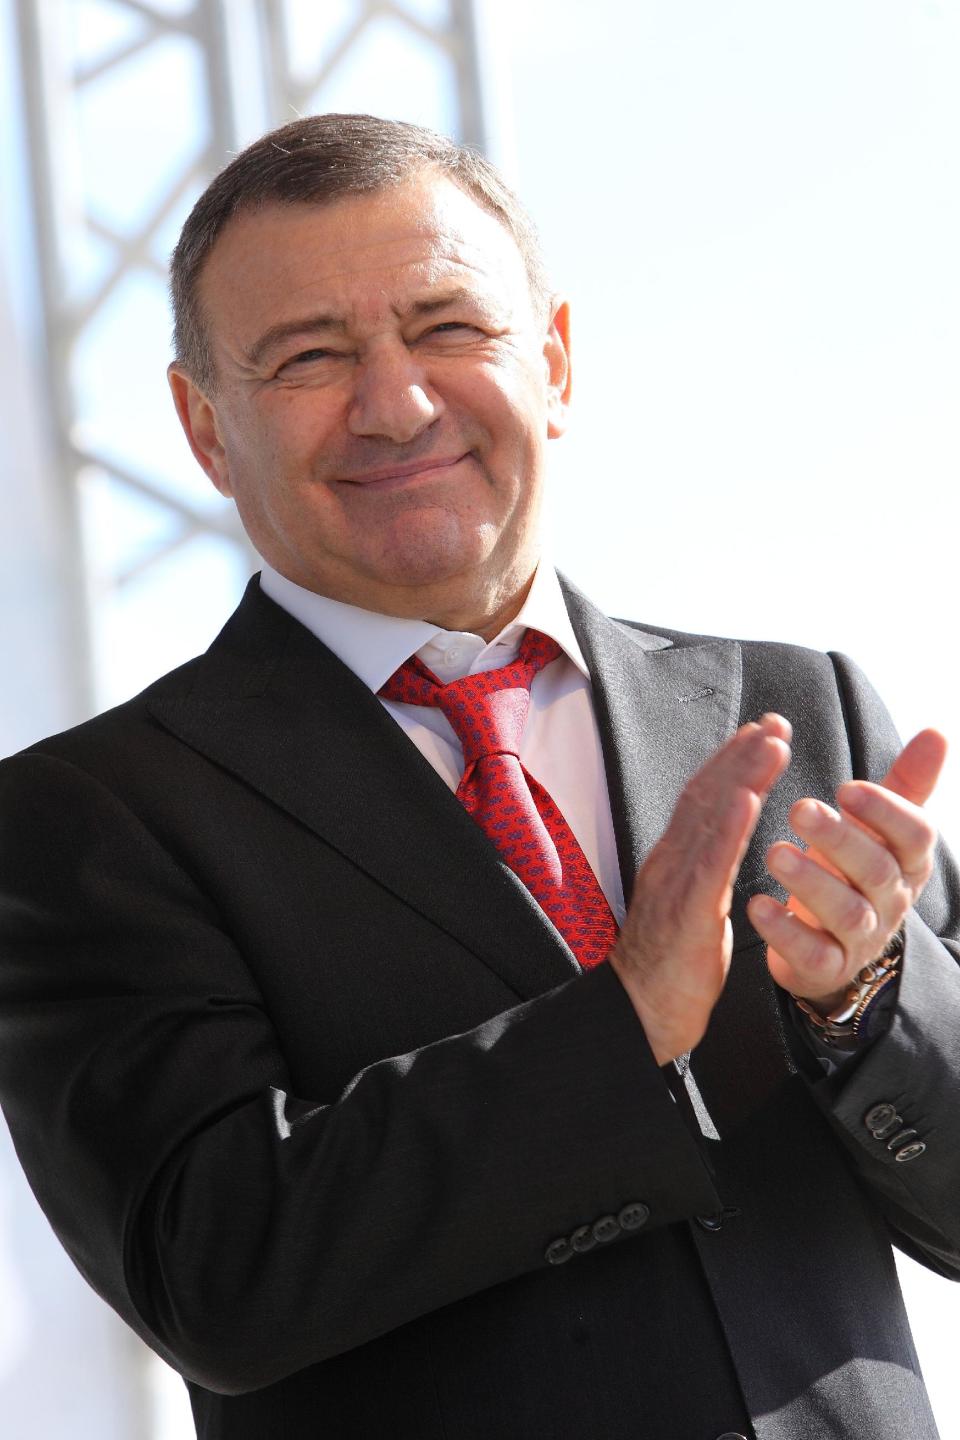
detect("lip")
[337,453,470,490]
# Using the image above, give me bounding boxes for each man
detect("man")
[1,113,958,1440]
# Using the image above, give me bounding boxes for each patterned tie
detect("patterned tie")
[379,629,617,969]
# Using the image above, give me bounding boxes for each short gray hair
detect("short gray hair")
[170,113,552,393]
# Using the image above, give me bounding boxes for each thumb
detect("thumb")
[879,729,948,807]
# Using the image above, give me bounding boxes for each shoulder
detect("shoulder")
[2,653,204,770]
[0,655,211,842]
[612,613,843,683]
[1,575,289,779]
[611,614,893,766]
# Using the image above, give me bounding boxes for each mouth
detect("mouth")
[337,453,471,492]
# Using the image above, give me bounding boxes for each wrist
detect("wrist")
[606,949,706,1066]
[791,931,903,1047]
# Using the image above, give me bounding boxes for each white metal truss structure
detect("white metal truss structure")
[15,0,487,713]
[256,0,487,151]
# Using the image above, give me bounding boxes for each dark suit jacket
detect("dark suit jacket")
[1,575,959,1440]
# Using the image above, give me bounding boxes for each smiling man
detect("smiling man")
[2,114,960,1440]
[169,173,563,636]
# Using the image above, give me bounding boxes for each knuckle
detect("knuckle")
[901,865,930,903]
[889,895,911,930]
[841,893,874,933]
[798,922,838,971]
[865,849,899,890]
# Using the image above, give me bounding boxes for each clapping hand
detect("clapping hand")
[608,714,791,1064]
[609,714,946,1064]
[747,729,947,1016]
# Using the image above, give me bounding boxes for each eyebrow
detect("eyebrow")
[243,288,489,369]
[243,313,347,370]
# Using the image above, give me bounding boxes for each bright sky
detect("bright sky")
[493,0,960,730]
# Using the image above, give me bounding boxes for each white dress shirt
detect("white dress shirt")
[259,561,626,924]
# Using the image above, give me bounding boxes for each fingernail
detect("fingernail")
[774,847,801,874]
[760,712,793,742]
[751,896,778,922]
[794,800,821,829]
[839,785,866,813]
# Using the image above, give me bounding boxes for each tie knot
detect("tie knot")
[379,629,562,766]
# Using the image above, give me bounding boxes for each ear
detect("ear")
[544,298,572,439]
[167,364,234,498]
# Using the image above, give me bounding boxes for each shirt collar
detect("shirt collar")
[258,559,590,692]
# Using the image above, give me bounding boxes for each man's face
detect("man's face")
[169,172,571,632]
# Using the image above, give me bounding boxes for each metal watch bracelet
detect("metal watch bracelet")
[792,932,904,1047]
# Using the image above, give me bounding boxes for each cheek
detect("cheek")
[223,405,318,497]
[463,367,550,456]
[236,385,335,454]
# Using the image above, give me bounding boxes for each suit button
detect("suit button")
[895,1141,927,1162]
[696,1206,741,1233]
[570,1224,597,1254]
[864,1102,901,1139]
[618,1201,650,1232]
[591,1214,621,1244]
[545,1237,574,1265]
[886,1128,918,1152]
[696,1212,724,1232]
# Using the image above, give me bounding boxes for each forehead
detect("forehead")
[198,174,534,347]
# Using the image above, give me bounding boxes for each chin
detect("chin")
[371,551,479,592]
[368,511,495,589]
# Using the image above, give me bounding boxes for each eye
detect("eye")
[421,321,482,341]
[281,347,341,368]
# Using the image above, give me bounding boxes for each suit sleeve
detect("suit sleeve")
[0,749,720,1394]
[796,652,960,1279]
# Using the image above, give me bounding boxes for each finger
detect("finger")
[748,894,848,999]
[683,722,791,815]
[693,786,763,917]
[766,841,886,951]
[663,730,788,886]
[877,728,948,807]
[791,798,904,895]
[650,784,761,931]
[638,723,790,946]
[832,784,938,884]
[664,727,789,864]
[757,712,793,745]
[794,792,935,894]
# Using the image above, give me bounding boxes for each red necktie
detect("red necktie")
[379,629,617,969]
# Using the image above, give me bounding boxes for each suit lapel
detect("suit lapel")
[562,578,759,1139]
[148,580,579,1002]
[560,577,743,902]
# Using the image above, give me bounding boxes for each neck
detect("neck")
[424,572,537,641]
[270,555,542,643]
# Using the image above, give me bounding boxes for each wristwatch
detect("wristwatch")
[792,931,903,1047]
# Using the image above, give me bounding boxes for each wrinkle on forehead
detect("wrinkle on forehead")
[201,178,533,366]
[242,285,512,372]
[251,229,521,315]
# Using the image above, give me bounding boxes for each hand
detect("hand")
[609,714,791,1065]
[747,729,948,1013]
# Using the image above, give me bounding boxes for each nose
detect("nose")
[347,341,443,443]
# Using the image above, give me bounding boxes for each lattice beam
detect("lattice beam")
[14,0,488,715]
